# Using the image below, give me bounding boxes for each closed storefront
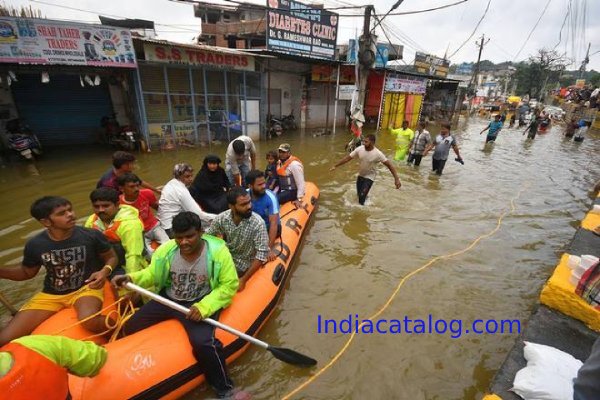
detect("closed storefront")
[0,17,137,147]
[135,39,261,149]
[380,73,427,131]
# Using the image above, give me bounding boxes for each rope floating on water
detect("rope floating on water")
[281,185,529,399]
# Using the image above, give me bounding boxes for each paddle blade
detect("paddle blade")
[268,346,317,367]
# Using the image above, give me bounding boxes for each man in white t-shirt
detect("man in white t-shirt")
[224,136,256,186]
[330,134,401,205]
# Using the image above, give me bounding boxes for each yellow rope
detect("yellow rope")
[281,186,527,400]
[51,295,138,342]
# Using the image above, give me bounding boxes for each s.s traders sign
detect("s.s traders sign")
[144,43,255,71]
[0,17,135,67]
[267,0,338,60]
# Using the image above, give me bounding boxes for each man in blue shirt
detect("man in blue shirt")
[246,170,280,261]
[479,114,503,143]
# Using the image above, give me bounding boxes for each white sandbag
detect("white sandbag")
[511,342,583,400]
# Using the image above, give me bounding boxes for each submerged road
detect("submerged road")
[0,117,598,399]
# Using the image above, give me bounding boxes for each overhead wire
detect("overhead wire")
[553,0,571,50]
[513,0,553,60]
[447,0,492,59]
[29,0,200,33]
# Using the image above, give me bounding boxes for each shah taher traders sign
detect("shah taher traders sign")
[0,17,136,68]
[267,0,338,60]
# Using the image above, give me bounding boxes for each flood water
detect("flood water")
[0,118,598,400]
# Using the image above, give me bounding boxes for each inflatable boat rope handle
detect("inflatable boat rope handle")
[125,282,317,367]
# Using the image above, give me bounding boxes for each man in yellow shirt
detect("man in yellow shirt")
[390,120,414,161]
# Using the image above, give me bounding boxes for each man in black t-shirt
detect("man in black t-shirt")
[0,196,118,346]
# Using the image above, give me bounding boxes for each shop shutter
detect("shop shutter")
[11,73,114,146]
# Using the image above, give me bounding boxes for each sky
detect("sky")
[8,0,600,71]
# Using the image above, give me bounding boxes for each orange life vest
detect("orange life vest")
[0,342,69,400]
[89,214,122,243]
[276,156,303,191]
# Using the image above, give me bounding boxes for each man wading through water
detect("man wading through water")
[330,134,401,205]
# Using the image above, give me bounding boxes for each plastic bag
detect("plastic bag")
[511,342,583,400]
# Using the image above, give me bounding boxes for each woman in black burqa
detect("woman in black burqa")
[189,154,231,214]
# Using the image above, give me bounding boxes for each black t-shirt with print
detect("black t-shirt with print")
[22,226,112,295]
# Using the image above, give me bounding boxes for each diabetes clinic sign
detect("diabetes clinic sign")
[266,0,338,60]
[144,43,255,72]
[0,17,136,67]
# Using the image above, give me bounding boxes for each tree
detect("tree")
[513,49,569,99]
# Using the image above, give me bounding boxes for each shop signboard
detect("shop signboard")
[347,39,391,68]
[0,17,136,67]
[144,43,255,71]
[384,75,426,94]
[311,65,354,83]
[337,84,355,100]
[414,52,449,78]
[266,0,338,60]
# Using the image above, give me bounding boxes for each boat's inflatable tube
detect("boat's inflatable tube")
[34,182,320,400]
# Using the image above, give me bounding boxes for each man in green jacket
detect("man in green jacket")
[85,187,147,274]
[112,212,242,399]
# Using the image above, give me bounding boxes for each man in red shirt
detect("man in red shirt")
[118,173,169,255]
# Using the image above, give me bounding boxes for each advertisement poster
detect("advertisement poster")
[311,65,354,83]
[385,75,427,94]
[0,17,136,67]
[347,39,391,68]
[266,0,338,60]
[414,52,449,78]
[144,43,255,71]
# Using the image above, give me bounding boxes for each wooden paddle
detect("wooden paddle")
[125,283,317,367]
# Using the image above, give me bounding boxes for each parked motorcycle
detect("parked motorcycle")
[281,111,297,130]
[6,119,42,160]
[101,114,137,151]
[267,114,283,138]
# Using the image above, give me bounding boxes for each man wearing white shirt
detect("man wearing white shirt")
[224,136,256,187]
[157,164,216,237]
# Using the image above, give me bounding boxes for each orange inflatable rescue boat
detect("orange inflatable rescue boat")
[33,182,320,399]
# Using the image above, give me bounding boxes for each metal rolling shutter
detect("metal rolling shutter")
[11,73,113,146]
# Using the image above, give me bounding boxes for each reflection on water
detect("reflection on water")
[0,118,598,399]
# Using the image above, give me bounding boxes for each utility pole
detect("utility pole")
[347,4,377,149]
[579,42,591,79]
[468,34,489,113]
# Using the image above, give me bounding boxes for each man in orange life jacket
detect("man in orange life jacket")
[0,335,107,400]
[276,143,305,208]
[85,187,148,275]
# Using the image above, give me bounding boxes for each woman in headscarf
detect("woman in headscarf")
[189,155,231,214]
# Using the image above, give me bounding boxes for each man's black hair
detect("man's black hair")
[90,187,120,204]
[232,139,245,155]
[112,151,136,169]
[227,186,249,205]
[30,196,71,220]
[172,211,202,234]
[117,173,142,187]
[366,134,376,142]
[246,169,265,185]
[441,122,452,130]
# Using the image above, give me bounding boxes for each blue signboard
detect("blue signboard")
[347,39,389,68]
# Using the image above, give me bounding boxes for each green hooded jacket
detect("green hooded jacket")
[85,204,148,274]
[127,235,239,318]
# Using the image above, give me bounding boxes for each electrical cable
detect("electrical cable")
[553,0,571,50]
[29,0,200,33]
[514,0,553,60]
[447,0,492,59]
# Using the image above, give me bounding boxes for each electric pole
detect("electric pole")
[468,34,489,113]
[348,4,376,149]
[579,42,591,79]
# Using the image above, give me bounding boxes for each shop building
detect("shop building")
[133,38,262,149]
[0,17,137,147]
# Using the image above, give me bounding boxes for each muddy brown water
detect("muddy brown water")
[0,118,598,399]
